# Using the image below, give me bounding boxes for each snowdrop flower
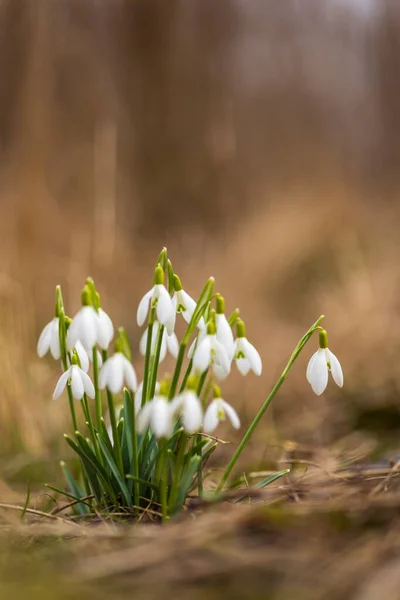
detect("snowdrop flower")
[137,265,174,334]
[215,294,235,361]
[234,320,262,376]
[137,394,174,439]
[203,387,240,434]
[53,358,95,401]
[139,321,179,363]
[71,340,90,372]
[171,390,203,434]
[99,345,138,394]
[37,317,61,360]
[306,329,343,396]
[166,274,197,332]
[193,322,230,380]
[69,289,114,352]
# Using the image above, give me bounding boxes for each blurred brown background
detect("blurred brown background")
[1,0,400,481]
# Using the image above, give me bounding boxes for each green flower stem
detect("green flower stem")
[142,308,155,406]
[129,391,140,506]
[81,392,101,462]
[66,383,78,432]
[160,441,168,522]
[179,358,193,393]
[168,432,188,513]
[149,323,164,400]
[92,347,102,430]
[106,388,124,475]
[169,343,187,399]
[216,315,325,492]
[195,369,209,495]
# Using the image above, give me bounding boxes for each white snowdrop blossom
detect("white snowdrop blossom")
[137,266,174,333]
[37,317,61,360]
[72,340,90,373]
[69,305,113,352]
[193,326,230,380]
[139,321,179,363]
[171,390,203,434]
[306,331,343,396]
[215,295,235,361]
[234,320,262,376]
[203,397,240,434]
[99,352,138,394]
[53,364,95,401]
[166,275,197,332]
[137,395,174,439]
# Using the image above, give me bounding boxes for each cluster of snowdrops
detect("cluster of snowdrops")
[37,249,343,520]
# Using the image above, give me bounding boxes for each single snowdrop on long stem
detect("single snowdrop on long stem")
[53,354,95,401]
[193,321,230,379]
[37,316,61,360]
[99,339,138,394]
[137,265,175,333]
[203,386,240,434]
[306,329,343,396]
[234,319,262,376]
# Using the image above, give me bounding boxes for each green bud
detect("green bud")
[213,385,222,398]
[173,274,183,292]
[71,351,79,366]
[216,294,225,315]
[64,316,72,330]
[207,321,216,335]
[154,264,164,286]
[187,375,198,391]
[118,327,132,361]
[319,329,328,349]
[114,338,124,353]
[81,287,92,307]
[236,319,246,338]
[159,379,170,397]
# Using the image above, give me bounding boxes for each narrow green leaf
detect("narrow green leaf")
[97,434,132,507]
[176,455,201,510]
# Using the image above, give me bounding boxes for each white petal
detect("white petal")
[106,354,124,394]
[222,400,241,429]
[50,318,61,360]
[75,341,90,372]
[235,357,251,376]
[139,328,148,356]
[99,357,112,389]
[159,334,168,363]
[193,337,212,373]
[135,382,144,414]
[327,349,344,388]
[97,308,114,349]
[182,392,203,434]
[123,357,138,391]
[137,289,153,327]
[69,307,98,351]
[166,332,179,358]
[203,400,220,434]
[37,321,53,358]
[215,314,235,360]
[242,338,262,376]
[70,365,85,400]
[137,402,153,433]
[214,340,231,376]
[213,363,230,381]
[80,370,95,399]
[306,351,319,384]
[308,348,328,396]
[151,397,173,439]
[53,369,71,400]
[180,291,197,323]
[155,286,174,328]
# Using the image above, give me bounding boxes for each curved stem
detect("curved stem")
[92,347,102,429]
[216,315,325,492]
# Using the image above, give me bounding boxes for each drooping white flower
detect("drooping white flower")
[97,308,114,349]
[193,322,230,379]
[137,395,174,439]
[134,381,160,415]
[234,320,262,376]
[99,352,137,394]
[215,295,235,361]
[166,274,197,332]
[137,266,174,333]
[171,390,203,434]
[53,364,95,400]
[306,330,343,396]
[139,321,179,363]
[72,340,90,372]
[37,317,61,360]
[203,396,240,434]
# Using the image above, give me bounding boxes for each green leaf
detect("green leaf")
[59,462,91,513]
[253,469,290,489]
[97,434,132,507]
[175,455,201,511]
